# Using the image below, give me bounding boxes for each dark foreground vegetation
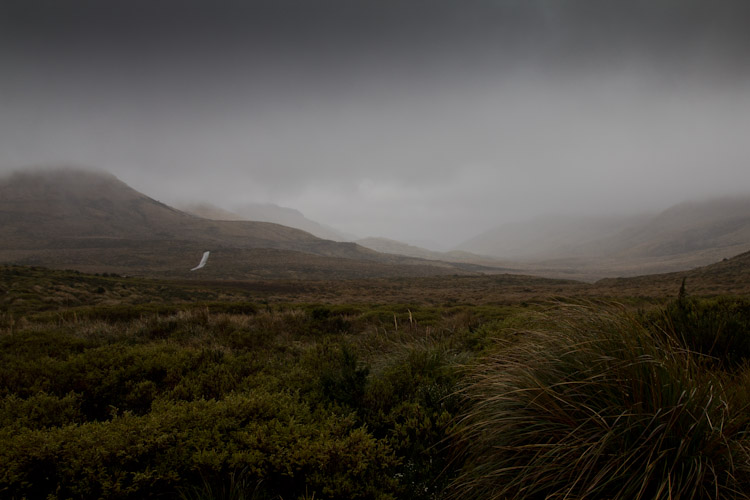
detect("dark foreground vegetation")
[1,265,750,499]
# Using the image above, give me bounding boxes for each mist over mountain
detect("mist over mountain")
[593,248,750,297]
[457,214,650,261]
[0,168,328,249]
[229,203,354,242]
[356,236,513,269]
[3,4,750,495]
[606,197,750,259]
[177,203,245,222]
[181,202,354,242]
[2,1,750,246]
[459,196,750,279]
[0,168,496,278]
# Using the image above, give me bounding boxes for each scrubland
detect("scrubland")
[2,265,750,499]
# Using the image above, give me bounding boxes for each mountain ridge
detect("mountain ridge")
[592,249,750,297]
[0,168,496,278]
[181,201,354,242]
[458,196,750,278]
[356,236,516,269]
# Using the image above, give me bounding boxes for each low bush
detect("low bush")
[318,344,369,408]
[0,392,83,430]
[1,298,496,499]
[655,296,750,370]
[0,392,400,500]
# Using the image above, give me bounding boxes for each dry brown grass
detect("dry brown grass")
[450,306,750,500]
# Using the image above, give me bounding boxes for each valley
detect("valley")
[2,168,750,500]
[4,1,750,497]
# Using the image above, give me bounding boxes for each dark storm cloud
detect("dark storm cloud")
[5,1,750,68]
[2,1,750,246]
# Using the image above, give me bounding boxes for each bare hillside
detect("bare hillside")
[459,197,750,278]
[0,168,492,278]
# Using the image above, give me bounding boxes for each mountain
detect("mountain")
[459,197,750,279]
[0,168,345,252]
[232,202,355,242]
[181,201,354,242]
[593,249,750,297]
[356,236,515,269]
[0,168,489,278]
[178,203,246,222]
[600,197,750,260]
[457,214,649,261]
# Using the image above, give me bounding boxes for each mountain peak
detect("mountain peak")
[0,167,479,279]
[1,167,150,205]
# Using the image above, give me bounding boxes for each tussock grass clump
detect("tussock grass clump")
[450,306,750,500]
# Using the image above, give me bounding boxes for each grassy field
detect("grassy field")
[2,264,750,499]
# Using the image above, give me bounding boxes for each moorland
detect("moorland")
[2,168,750,499]
[3,257,750,499]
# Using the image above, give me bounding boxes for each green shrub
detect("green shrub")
[0,292,519,499]
[178,467,261,500]
[306,307,352,336]
[0,392,400,499]
[0,392,83,430]
[361,347,461,499]
[656,296,750,370]
[450,307,750,500]
[318,345,369,408]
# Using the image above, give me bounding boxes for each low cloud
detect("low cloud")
[2,1,750,248]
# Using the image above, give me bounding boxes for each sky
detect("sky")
[2,0,750,249]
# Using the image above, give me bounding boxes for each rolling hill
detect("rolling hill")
[181,201,354,242]
[0,168,357,254]
[0,168,494,278]
[592,249,750,297]
[356,236,516,269]
[459,197,750,279]
[457,214,648,261]
[598,198,750,260]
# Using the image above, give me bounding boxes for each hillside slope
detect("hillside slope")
[0,169,325,250]
[604,198,750,259]
[181,201,353,242]
[0,168,484,278]
[459,197,750,278]
[357,236,515,269]
[593,249,750,297]
[457,214,647,261]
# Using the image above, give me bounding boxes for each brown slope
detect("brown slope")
[180,201,354,242]
[177,202,246,221]
[0,168,331,250]
[590,197,750,261]
[457,214,646,261]
[459,197,750,280]
[0,168,486,278]
[4,245,481,280]
[592,249,750,297]
[356,236,517,270]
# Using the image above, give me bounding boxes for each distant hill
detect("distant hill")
[181,201,353,242]
[457,214,647,261]
[601,197,750,260]
[459,197,750,278]
[231,202,355,242]
[593,249,750,297]
[356,236,514,269]
[0,168,344,253]
[178,203,246,222]
[0,168,489,278]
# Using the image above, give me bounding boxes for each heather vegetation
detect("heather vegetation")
[0,272,510,499]
[1,266,750,499]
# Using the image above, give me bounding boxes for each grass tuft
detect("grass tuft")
[450,306,750,500]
